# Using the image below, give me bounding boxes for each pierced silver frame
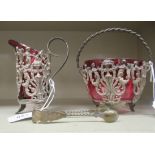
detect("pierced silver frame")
[81,59,150,105]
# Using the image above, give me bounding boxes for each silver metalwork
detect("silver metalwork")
[81,59,150,105]
[15,46,50,105]
[76,27,152,111]
[10,37,69,113]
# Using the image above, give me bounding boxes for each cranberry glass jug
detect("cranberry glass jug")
[9,38,69,114]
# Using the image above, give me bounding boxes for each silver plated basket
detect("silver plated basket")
[76,28,153,113]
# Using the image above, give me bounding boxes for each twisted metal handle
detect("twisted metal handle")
[76,27,152,69]
[47,37,69,78]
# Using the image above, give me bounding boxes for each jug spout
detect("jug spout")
[8,39,20,48]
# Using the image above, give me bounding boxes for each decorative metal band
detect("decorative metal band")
[76,28,152,69]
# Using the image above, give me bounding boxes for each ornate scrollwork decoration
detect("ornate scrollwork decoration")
[82,59,150,105]
[15,45,51,104]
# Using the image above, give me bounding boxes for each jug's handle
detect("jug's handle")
[39,37,69,111]
[47,37,69,79]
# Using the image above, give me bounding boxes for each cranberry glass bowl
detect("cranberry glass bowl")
[77,28,152,112]
[82,58,150,110]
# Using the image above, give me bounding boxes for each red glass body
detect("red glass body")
[8,40,49,101]
[83,58,144,106]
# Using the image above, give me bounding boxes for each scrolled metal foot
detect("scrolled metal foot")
[16,104,26,114]
[128,103,135,112]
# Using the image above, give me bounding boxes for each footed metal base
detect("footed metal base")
[16,104,26,114]
[16,103,45,114]
[128,103,136,112]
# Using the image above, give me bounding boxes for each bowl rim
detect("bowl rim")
[83,58,147,64]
